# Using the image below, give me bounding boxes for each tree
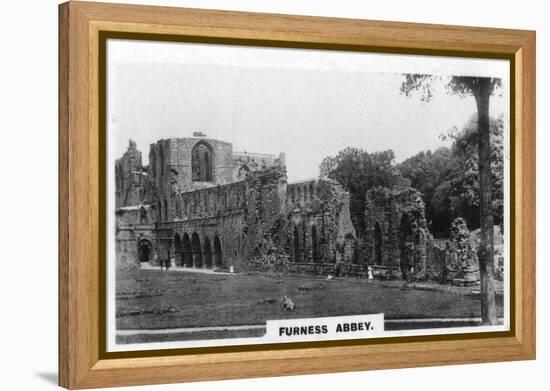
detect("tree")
[319,147,404,238]
[451,115,505,230]
[397,147,455,235]
[398,115,504,236]
[401,75,501,325]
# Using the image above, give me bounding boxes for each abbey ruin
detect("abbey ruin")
[115,134,439,279]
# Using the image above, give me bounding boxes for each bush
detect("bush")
[245,236,290,272]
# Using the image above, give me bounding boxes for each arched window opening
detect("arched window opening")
[210,193,215,213]
[374,222,383,265]
[182,233,192,267]
[213,235,223,267]
[149,151,157,180]
[192,142,213,182]
[311,225,319,263]
[293,226,301,262]
[191,232,203,268]
[159,144,165,180]
[175,196,181,218]
[157,201,162,222]
[203,237,213,269]
[174,234,183,266]
[137,240,152,263]
[139,207,147,224]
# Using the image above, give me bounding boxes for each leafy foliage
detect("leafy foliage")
[400,75,502,103]
[246,236,290,272]
[319,113,504,239]
[319,147,405,237]
[400,74,502,325]
[397,147,455,234]
[449,217,478,267]
[397,115,504,236]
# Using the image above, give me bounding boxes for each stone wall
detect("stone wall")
[233,151,285,180]
[148,137,235,198]
[115,225,157,269]
[170,181,246,221]
[282,179,357,266]
[364,187,430,279]
[115,165,288,271]
[115,138,356,274]
[426,243,446,281]
[243,166,288,262]
[115,140,150,208]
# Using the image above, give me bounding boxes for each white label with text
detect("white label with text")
[265,314,384,342]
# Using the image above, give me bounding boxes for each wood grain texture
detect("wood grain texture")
[58,3,70,387]
[58,1,536,389]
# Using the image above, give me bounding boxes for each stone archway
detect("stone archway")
[203,236,213,269]
[213,235,222,267]
[182,233,192,267]
[191,232,203,268]
[137,239,152,263]
[174,234,183,266]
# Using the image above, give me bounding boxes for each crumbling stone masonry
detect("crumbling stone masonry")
[443,217,481,285]
[115,135,356,273]
[282,179,357,275]
[363,187,431,279]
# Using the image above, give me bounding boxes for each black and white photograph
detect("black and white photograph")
[107,38,510,352]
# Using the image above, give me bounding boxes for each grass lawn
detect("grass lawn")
[116,267,504,332]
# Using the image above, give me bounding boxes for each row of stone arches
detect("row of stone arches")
[288,182,315,204]
[154,187,246,224]
[291,225,357,264]
[173,233,223,268]
[371,213,415,267]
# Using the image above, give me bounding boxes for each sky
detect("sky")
[107,40,509,182]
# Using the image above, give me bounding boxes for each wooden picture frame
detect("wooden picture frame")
[58,1,536,389]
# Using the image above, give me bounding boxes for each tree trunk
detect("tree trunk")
[475,78,497,325]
